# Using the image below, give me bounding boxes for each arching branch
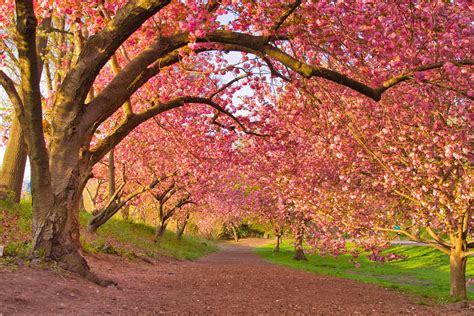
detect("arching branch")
[51,0,171,130]
[80,29,472,167]
[0,70,24,115]
[89,79,266,165]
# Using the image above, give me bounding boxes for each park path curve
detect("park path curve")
[0,238,470,315]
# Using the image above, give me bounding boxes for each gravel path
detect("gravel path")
[0,238,470,315]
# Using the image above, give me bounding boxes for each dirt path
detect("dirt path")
[0,239,471,315]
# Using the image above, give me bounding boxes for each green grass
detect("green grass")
[0,200,33,257]
[0,200,216,261]
[79,211,216,260]
[257,241,474,303]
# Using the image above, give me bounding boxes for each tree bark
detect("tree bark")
[176,221,187,240]
[0,15,51,203]
[108,149,116,199]
[450,253,467,300]
[0,116,27,202]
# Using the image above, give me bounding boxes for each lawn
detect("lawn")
[79,211,216,260]
[256,241,474,303]
[0,200,216,261]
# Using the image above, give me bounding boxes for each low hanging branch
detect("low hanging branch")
[86,175,170,233]
[89,75,267,165]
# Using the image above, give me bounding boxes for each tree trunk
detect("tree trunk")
[450,253,467,300]
[231,225,239,242]
[155,221,168,240]
[0,116,27,202]
[121,204,130,220]
[274,234,282,253]
[176,215,189,240]
[176,221,187,240]
[293,226,306,261]
[32,160,114,285]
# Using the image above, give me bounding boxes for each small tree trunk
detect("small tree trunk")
[176,215,189,240]
[450,253,467,300]
[0,117,27,202]
[155,221,168,240]
[274,234,282,253]
[293,226,307,261]
[121,204,130,220]
[231,225,239,242]
[176,221,187,240]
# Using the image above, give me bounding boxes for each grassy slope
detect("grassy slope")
[79,211,216,260]
[0,200,216,261]
[257,241,474,303]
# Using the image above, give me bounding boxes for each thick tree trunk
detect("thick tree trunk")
[450,253,467,300]
[13,0,171,286]
[274,234,282,253]
[0,117,27,202]
[32,161,115,285]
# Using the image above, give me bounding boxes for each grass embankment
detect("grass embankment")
[0,200,216,261]
[257,241,474,303]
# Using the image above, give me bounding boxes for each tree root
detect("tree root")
[58,252,117,287]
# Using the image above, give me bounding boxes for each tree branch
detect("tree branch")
[0,70,24,115]
[89,93,266,165]
[374,227,451,255]
[51,0,171,135]
[205,31,473,101]
[209,73,250,99]
[270,0,301,34]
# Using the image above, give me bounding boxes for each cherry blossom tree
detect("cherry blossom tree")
[0,0,471,289]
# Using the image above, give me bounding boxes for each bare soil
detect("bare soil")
[1,238,473,315]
